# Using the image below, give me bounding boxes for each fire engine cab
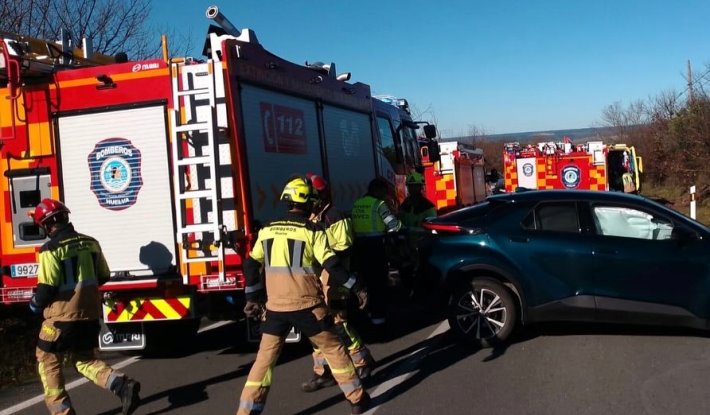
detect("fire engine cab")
[0,6,433,350]
[503,139,643,193]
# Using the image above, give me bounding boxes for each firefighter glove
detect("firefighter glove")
[352,283,368,310]
[29,296,42,314]
[326,286,350,311]
[243,300,265,320]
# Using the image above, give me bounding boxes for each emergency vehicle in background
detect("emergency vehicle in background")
[419,139,487,214]
[0,6,436,350]
[502,139,643,193]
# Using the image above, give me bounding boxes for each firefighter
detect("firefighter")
[300,173,376,393]
[351,178,402,327]
[28,198,140,415]
[236,176,371,415]
[399,172,437,299]
[400,172,436,236]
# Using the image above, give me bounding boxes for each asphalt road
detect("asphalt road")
[2,304,710,415]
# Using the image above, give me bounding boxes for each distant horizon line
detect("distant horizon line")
[441,125,615,141]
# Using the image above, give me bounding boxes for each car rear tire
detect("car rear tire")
[448,277,517,348]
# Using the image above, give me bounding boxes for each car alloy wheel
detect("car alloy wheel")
[448,277,517,348]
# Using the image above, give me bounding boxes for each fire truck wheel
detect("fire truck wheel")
[447,277,517,348]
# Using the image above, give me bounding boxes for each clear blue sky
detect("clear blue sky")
[151,0,710,137]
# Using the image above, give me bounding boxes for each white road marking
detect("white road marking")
[362,320,450,414]
[0,319,234,415]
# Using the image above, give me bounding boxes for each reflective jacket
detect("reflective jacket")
[31,223,110,321]
[351,195,402,237]
[243,211,355,312]
[312,203,353,258]
[399,196,437,235]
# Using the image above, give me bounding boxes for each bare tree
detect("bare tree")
[601,99,647,142]
[0,0,191,60]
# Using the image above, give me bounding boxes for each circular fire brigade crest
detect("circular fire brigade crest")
[522,162,534,177]
[561,165,581,188]
[88,138,143,210]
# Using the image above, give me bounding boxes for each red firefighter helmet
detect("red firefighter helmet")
[32,198,70,226]
[305,172,328,192]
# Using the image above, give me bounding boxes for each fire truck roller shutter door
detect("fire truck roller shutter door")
[321,105,376,209]
[56,106,176,276]
[239,84,323,223]
[516,157,538,190]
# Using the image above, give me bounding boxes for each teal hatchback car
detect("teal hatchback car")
[418,190,710,348]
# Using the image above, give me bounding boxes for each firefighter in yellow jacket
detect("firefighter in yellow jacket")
[351,178,402,326]
[28,199,140,415]
[299,173,375,393]
[236,176,371,415]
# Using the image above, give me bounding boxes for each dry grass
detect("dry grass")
[0,306,42,389]
[643,183,710,226]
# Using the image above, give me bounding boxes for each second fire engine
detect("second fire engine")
[503,139,643,193]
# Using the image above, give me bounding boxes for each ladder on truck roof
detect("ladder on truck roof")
[169,59,226,283]
[0,30,116,141]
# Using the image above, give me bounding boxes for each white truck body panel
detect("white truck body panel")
[57,105,176,275]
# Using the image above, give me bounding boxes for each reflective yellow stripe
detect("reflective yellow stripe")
[152,298,189,319]
[45,387,64,397]
[103,296,192,321]
[330,364,356,375]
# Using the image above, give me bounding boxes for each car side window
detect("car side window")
[522,201,580,233]
[592,205,674,240]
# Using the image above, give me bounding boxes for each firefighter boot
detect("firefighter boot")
[111,376,141,415]
[350,392,372,415]
[301,367,336,392]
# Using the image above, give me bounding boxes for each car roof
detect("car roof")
[487,189,648,204]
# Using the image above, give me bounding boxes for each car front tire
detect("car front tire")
[448,277,517,348]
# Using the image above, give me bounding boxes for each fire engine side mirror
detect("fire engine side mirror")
[423,124,437,139]
[427,140,441,163]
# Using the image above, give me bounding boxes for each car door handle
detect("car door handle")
[509,236,529,243]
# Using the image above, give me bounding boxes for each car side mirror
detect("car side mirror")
[671,225,698,242]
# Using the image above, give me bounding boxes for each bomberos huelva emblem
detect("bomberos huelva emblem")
[522,162,534,177]
[88,138,143,210]
[560,164,581,188]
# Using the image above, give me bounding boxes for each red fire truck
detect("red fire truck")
[420,139,487,214]
[0,6,433,349]
[502,139,643,193]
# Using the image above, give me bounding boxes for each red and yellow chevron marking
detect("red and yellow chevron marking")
[433,174,457,210]
[503,156,518,192]
[588,164,607,190]
[103,296,193,322]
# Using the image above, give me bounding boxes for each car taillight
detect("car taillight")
[422,222,475,234]
[422,222,483,235]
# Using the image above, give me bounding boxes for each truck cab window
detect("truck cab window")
[377,116,399,168]
[401,127,417,166]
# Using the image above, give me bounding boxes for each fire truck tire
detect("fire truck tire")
[447,277,517,348]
